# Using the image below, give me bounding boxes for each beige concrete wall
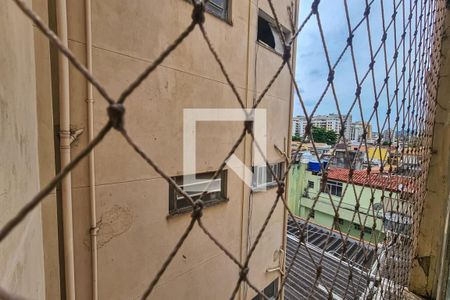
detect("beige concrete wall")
[53,0,298,298]
[409,6,450,298]
[0,0,46,298]
[32,0,63,298]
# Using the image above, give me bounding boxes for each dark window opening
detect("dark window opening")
[258,16,276,48]
[169,170,228,215]
[308,180,315,189]
[251,279,279,300]
[257,10,291,54]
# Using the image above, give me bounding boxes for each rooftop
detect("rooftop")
[326,168,415,192]
[285,218,377,300]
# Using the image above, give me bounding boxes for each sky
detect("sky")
[293,0,416,129]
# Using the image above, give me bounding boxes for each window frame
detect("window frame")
[205,0,232,22]
[168,170,228,215]
[252,161,285,191]
[257,9,291,56]
[323,180,343,197]
[185,0,232,24]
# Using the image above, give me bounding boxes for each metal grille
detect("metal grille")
[0,0,447,299]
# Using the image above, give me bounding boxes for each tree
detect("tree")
[292,135,301,141]
[312,126,338,145]
[325,130,338,145]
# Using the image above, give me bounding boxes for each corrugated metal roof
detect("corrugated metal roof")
[285,218,378,300]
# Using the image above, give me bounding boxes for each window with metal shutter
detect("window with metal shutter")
[205,0,228,20]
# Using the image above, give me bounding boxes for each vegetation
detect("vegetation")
[311,126,338,145]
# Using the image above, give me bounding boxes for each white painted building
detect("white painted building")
[350,121,372,142]
[292,114,352,140]
[292,116,304,137]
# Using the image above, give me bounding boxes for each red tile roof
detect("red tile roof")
[326,168,415,192]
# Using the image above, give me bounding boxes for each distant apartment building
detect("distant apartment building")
[292,115,302,137]
[350,121,372,142]
[292,114,352,140]
[1,0,298,299]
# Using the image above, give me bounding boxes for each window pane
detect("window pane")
[263,279,277,297]
[258,167,263,185]
[336,185,342,196]
[205,0,228,20]
[258,16,276,49]
[278,162,284,177]
[170,171,227,214]
[175,196,192,210]
[252,162,284,188]
[179,178,221,196]
[208,0,225,9]
[266,166,273,183]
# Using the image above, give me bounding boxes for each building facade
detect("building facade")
[288,161,414,243]
[292,114,352,141]
[350,121,372,143]
[0,0,298,299]
[292,115,303,138]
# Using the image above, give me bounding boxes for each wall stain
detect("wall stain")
[96,205,133,248]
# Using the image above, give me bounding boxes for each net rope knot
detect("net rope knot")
[283,44,291,62]
[191,0,205,24]
[239,267,249,280]
[311,0,320,14]
[327,70,335,83]
[315,266,322,279]
[391,11,397,20]
[364,6,371,17]
[355,85,362,97]
[299,234,305,243]
[346,34,354,46]
[191,200,204,219]
[107,103,125,130]
[304,123,312,136]
[244,120,253,134]
[276,182,285,196]
[348,168,354,179]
